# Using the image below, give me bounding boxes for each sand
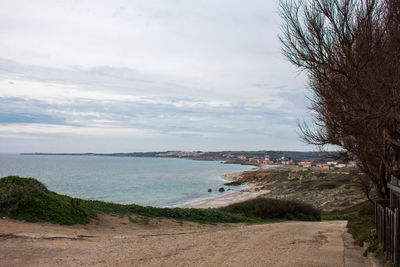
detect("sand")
[178,171,270,209]
[0,215,377,266]
[179,187,270,208]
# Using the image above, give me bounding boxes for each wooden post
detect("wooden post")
[389,209,394,262]
[395,208,399,266]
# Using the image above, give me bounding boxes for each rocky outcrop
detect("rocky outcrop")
[224,181,242,186]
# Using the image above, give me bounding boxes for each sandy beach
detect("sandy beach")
[179,170,270,209]
[179,186,270,208]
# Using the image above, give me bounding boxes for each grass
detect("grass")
[0,176,323,225]
[327,200,384,259]
[0,176,263,225]
[346,201,375,246]
[81,199,261,224]
[0,176,89,224]
[316,181,343,190]
[321,214,349,220]
[346,202,384,259]
[128,215,150,225]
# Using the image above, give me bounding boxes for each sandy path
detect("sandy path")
[0,215,375,266]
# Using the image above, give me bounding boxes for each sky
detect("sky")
[0,0,311,153]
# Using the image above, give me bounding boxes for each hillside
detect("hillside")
[0,176,321,225]
[227,168,366,213]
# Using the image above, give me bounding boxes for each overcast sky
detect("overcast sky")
[0,0,311,153]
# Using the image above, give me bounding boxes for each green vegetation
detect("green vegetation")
[0,176,89,224]
[0,176,262,225]
[317,180,345,190]
[321,214,349,220]
[0,176,323,225]
[80,199,260,224]
[328,201,384,259]
[363,234,384,258]
[346,202,375,246]
[238,168,364,213]
[220,198,321,221]
[128,215,150,225]
[347,202,384,259]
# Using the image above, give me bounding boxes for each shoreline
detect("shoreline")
[177,169,270,209]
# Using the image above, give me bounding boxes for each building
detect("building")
[157,151,205,157]
[326,161,338,166]
[346,162,357,168]
[316,163,330,169]
[297,161,312,168]
[262,159,274,165]
[248,158,261,165]
[335,163,346,168]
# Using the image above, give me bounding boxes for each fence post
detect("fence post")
[395,208,399,266]
[389,209,395,262]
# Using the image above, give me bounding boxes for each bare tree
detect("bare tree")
[280,0,400,200]
[353,170,375,204]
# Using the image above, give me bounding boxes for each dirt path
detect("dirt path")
[0,216,375,266]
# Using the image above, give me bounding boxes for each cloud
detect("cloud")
[0,1,311,152]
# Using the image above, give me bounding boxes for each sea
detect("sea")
[0,154,254,207]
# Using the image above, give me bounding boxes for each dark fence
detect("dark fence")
[376,200,400,266]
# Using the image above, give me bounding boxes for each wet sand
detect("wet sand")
[179,186,270,208]
[179,170,270,208]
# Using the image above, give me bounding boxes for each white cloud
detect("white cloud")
[0,123,159,137]
[0,0,311,152]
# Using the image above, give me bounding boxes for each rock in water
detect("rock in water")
[218,187,225,192]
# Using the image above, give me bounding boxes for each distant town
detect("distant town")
[22,150,356,169]
[154,151,356,169]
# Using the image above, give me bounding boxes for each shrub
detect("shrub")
[363,233,384,258]
[346,202,375,246]
[220,198,321,221]
[0,176,260,225]
[81,200,260,224]
[321,214,349,220]
[0,176,321,225]
[0,176,89,224]
[316,181,342,190]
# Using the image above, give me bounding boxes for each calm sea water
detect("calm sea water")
[0,154,253,207]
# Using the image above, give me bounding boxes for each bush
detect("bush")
[0,176,321,225]
[346,202,375,246]
[317,181,342,190]
[220,198,321,221]
[0,176,261,225]
[363,233,384,258]
[0,176,89,224]
[81,200,260,224]
[321,214,349,220]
